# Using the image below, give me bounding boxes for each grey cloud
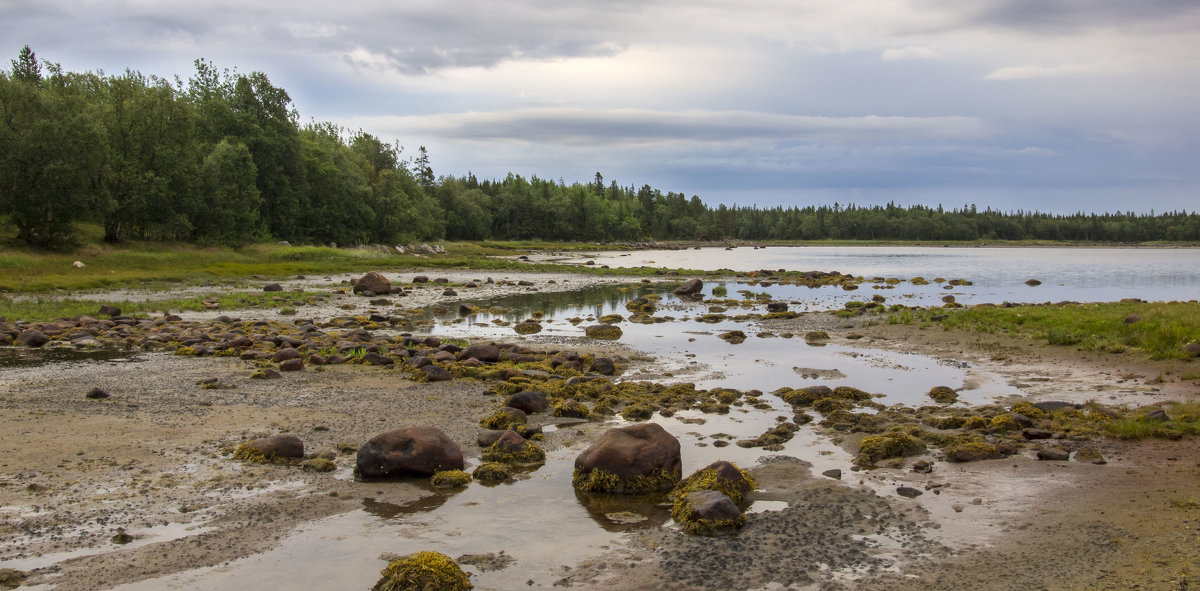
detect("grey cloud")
[386,109,988,145]
[926,0,1200,34]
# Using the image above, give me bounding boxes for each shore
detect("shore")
[1,270,1197,590]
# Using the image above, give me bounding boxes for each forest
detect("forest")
[3,46,1199,249]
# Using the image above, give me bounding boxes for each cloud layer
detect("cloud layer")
[3,0,1197,212]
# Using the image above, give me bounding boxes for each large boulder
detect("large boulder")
[353,271,392,295]
[459,344,501,363]
[235,434,305,462]
[674,278,704,296]
[505,390,549,414]
[16,329,49,347]
[574,423,681,493]
[356,426,464,479]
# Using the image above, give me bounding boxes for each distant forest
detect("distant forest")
[3,46,1198,248]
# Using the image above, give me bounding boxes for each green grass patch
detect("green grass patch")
[889,301,1200,360]
[0,290,324,322]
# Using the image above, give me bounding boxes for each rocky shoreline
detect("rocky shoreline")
[1,269,1197,590]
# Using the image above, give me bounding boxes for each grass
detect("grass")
[890,301,1200,360]
[1105,401,1200,440]
[0,290,324,322]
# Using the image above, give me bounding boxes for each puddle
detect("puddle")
[1,521,212,573]
[0,347,141,368]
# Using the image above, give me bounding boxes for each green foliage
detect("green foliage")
[899,301,1200,360]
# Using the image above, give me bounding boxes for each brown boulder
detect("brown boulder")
[505,390,549,414]
[353,271,392,294]
[673,278,704,296]
[17,329,50,347]
[356,426,464,479]
[574,423,681,492]
[245,434,305,459]
[459,344,501,363]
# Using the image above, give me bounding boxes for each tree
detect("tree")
[0,59,102,247]
[11,45,40,85]
[191,139,261,245]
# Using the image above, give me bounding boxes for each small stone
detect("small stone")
[911,460,934,473]
[821,469,842,480]
[896,486,923,498]
[85,387,110,399]
[1036,448,1070,461]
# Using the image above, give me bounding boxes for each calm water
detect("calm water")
[544,246,1200,305]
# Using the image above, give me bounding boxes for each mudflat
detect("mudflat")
[1,273,1197,590]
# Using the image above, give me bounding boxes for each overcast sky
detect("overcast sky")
[3,0,1198,213]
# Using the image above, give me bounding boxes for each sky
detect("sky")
[2,0,1198,214]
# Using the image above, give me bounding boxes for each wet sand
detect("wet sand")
[1,271,1198,590]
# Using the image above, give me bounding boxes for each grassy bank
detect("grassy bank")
[890,301,1200,360]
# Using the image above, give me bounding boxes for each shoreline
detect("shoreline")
[1,269,1197,590]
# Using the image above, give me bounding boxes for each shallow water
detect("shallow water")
[533,246,1200,305]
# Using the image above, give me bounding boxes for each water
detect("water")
[533,246,1200,305]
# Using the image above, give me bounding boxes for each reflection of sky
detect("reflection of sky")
[430,282,1021,405]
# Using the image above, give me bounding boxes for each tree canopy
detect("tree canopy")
[2,47,1197,248]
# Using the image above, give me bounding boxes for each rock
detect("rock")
[1074,447,1106,464]
[263,283,283,292]
[677,489,742,527]
[896,486,924,498]
[16,329,49,347]
[279,358,305,372]
[356,426,464,479]
[85,387,110,399]
[584,324,622,340]
[822,468,842,480]
[718,330,746,344]
[1025,278,1042,286]
[243,434,305,460]
[1022,428,1054,440]
[442,289,458,296]
[361,352,394,366]
[1123,314,1142,324]
[927,385,958,404]
[1181,342,1200,358]
[946,442,1001,462]
[514,321,543,335]
[911,460,934,473]
[251,369,283,379]
[353,271,391,294]
[273,347,301,362]
[459,344,501,363]
[766,302,788,313]
[418,365,452,382]
[591,357,616,375]
[373,551,472,591]
[673,278,704,296]
[505,390,549,414]
[1036,447,1070,461]
[1143,409,1170,422]
[0,568,27,588]
[477,429,507,447]
[1032,401,1078,412]
[98,304,121,317]
[574,423,681,493]
[412,275,429,283]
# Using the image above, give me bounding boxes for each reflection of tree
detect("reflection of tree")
[360,491,451,520]
[458,284,668,323]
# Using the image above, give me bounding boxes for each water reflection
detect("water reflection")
[0,347,140,368]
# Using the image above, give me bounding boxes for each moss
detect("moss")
[584,324,623,339]
[988,413,1020,432]
[927,386,958,404]
[737,423,798,449]
[854,432,926,468]
[670,492,746,535]
[481,440,546,465]
[804,330,830,342]
[573,467,680,494]
[832,386,872,401]
[553,399,591,419]
[598,314,625,324]
[472,462,511,483]
[301,458,336,472]
[373,551,472,591]
[231,442,300,466]
[621,404,654,421]
[175,346,198,356]
[478,409,525,430]
[946,440,1001,462]
[431,470,472,489]
[670,463,757,504]
[514,321,542,335]
[1010,401,1046,420]
[812,397,853,413]
[963,415,989,430]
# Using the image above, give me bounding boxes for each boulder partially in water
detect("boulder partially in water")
[356,426,464,479]
[674,278,704,296]
[372,551,472,591]
[574,423,681,493]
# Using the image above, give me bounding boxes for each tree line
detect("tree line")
[3,46,1198,248]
